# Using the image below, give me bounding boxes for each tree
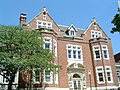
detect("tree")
[0,26,57,90]
[111,9,120,33]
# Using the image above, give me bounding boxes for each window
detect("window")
[96,66,113,84]
[78,51,81,59]
[34,69,40,83]
[93,45,101,60]
[96,66,105,84]
[73,50,76,59]
[102,45,109,59]
[116,65,120,83]
[118,76,120,83]
[45,70,51,83]
[70,30,75,36]
[105,66,113,83]
[69,28,76,36]
[91,30,102,38]
[37,20,52,29]
[73,74,81,90]
[44,37,51,50]
[54,68,58,84]
[67,45,82,60]
[68,50,72,58]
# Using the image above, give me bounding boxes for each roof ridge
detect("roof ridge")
[58,24,85,31]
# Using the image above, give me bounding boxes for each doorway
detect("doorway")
[72,74,81,90]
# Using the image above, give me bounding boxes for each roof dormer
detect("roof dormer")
[65,24,77,36]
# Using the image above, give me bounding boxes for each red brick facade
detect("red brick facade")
[19,7,118,90]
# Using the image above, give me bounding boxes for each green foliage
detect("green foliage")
[111,11,120,33]
[0,25,56,89]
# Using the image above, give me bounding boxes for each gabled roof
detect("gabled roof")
[84,18,110,39]
[114,52,120,62]
[58,25,85,37]
[67,24,78,32]
[27,7,61,32]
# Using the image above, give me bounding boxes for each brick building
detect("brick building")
[0,7,118,90]
[114,53,120,88]
[19,7,118,90]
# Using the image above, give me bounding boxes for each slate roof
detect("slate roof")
[114,52,120,62]
[58,25,85,37]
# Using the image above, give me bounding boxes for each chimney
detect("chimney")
[19,13,27,26]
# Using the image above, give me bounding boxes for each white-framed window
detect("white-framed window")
[102,45,109,60]
[54,68,58,84]
[34,69,40,83]
[91,30,102,38]
[105,66,113,83]
[44,70,52,84]
[0,72,18,84]
[93,45,101,60]
[67,45,82,60]
[37,20,52,29]
[96,66,105,84]
[116,65,120,83]
[69,28,76,36]
[44,37,52,50]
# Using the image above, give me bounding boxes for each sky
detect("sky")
[0,0,120,54]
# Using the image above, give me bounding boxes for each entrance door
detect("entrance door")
[73,80,81,90]
[72,74,81,90]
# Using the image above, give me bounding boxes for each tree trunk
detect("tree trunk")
[40,69,44,88]
[29,66,33,90]
[8,80,13,90]
[8,74,15,90]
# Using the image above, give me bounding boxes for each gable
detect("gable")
[27,7,60,33]
[65,24,77,36]
[84,18,109,39]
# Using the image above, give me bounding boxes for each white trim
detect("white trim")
[96,66,105,84]
[54,72,58,84]
[66,44,83,61]
[91,30,102,39]
[0,72,19,84]
[68,24,78,32]
[36,20,52,29]
[102,45,109,60]
[69,28,76,36]
[33,69,41,84]
[44,69,53,84]
[93,45,101,60]
[45,87,69,90]
[105,66,113,83]
[43,37,52,50]
[53,39,57,57]
[84,22,93,34]
[87,86,118,90]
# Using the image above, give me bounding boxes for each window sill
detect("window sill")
[107,81,113,83]
[97,82,105,84]
[34,82,40,84]
[43,81,53,84]
[67,59,83,61]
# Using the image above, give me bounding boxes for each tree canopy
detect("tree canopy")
[111,9,120,33]
[0,26,56,90]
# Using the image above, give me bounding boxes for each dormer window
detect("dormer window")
[70,30,75,36]
[65,24,77,36]
[91,30,102,38]
[69,27,76,36]
[37,20,52,29]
